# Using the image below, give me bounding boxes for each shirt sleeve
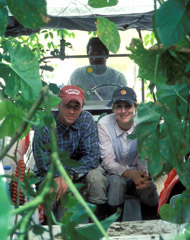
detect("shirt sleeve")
[32,126,53,182]
[97,121,127,175]
[71,114,100,176]
[137,158,148,172]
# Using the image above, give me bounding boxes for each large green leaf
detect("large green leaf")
[137,101,187,177]
[163,110,187,170]
[0,178,11,240]
[7,0,49,29]
[127,39,166,84]
[155,0,190,48]
[178,161,190,191]
[156,83,189,118]
[137,102,165,176]
[0,100,29,138]
[88,0,118,8]
[0,40,42,101]
[160,191,190,224]
[0,1,8,36]
[96,17,120,53]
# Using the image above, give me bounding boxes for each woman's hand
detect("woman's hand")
[122,169,151,189]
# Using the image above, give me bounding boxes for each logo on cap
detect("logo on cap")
[66,89,80,95]
[120,90,126,95]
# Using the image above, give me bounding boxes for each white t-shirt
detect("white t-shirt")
[68,65,127,100]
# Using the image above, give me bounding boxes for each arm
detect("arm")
[32,126,52,181]
[97,121,127,175]
[33,127,72,199]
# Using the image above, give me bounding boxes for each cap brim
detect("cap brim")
[112,97,134,105]
[62,95,83,106]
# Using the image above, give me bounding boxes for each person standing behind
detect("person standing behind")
[32,85,107,221]
[97,86,158,219]
[68,37,127,100]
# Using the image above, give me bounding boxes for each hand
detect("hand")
[122,169,151,189]
[50,176,68,201]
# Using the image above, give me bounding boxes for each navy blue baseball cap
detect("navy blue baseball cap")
[112,86,137,105]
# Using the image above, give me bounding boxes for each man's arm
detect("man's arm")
[32,126,54,181]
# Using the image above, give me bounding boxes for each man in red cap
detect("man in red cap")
[33,85,107,221]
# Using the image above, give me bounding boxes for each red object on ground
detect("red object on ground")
[157,169,179,214]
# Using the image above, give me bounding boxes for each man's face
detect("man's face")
[113,101,136,125]
[59,100,82,126]
[88,45,107,65]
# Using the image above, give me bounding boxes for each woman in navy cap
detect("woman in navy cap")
[97,86,158,220]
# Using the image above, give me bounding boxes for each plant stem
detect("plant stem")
[18,208,35,240]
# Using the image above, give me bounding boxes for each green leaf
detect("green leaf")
[156,83,188,118]
[49,83,60,95]
[160,204,178,222]
[136,101,187,177]
[0,40,42,100]
[40,93,61,108]
[178,161,190,191]
[0,178,11,240]
[0,100,29,138]
[32,225,47,235]
[60,151,82,168]
[7,0,49,29]
[137,102,165,175]
[97,17,120,53]
[88,0,118,8]
[155,0,190,48]
[0,2,8,36]
[160,191,190,224]
[77,214,118,240]
[127,38,166,84]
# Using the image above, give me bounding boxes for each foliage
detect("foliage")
[126,0,190,229]
[0,0,190,239]
[96,17,120,53]
[0,0,49,37]
[155,0,190,48]
[0,178,11,240]
[88,0,118,8]
[160,191,190,224]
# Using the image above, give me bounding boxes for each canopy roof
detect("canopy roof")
[6,0,155,37]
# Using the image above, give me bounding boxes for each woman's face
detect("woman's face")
[113,101,136,126]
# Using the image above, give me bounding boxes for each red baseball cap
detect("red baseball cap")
[58,85,85,106]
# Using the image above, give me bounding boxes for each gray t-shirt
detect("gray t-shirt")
[68,65,127,100]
